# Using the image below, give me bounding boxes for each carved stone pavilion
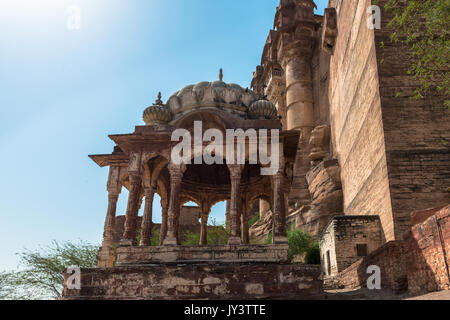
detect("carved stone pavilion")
[91,72,301,267]
[62,70,325,300]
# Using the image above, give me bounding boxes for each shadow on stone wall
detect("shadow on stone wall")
[324,205,450,297]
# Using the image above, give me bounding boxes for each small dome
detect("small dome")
[248,98,278,120]
[143,93,172,125]
[167,81,258,115]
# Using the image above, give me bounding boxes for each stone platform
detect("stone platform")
[116,244,289,265]
[62,263,323,300]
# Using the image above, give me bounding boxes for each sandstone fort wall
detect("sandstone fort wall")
[328,0,394,241]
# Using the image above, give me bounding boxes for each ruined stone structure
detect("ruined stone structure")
[63,0,449,299]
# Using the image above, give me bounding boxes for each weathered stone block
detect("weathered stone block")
[62,264,324,300]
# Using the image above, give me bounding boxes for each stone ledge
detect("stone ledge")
[116,244,289,265]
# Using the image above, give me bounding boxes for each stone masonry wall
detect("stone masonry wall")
[320,220,338,276]
[374,0,450,240]
[178,206,200,226]
[333,216,382,272]
[62,264,323,300]
[324,241,407,293]
[320,216,382,277]
[328,0,395,241]
[324,206,450,295]
[405,205,450,296]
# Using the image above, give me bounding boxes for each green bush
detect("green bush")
[137,228,161,246]
[264,230,320,265]
[182,230,201,246]
[182,219,229,246]
[305,242,321,265]
[150,229,160,246]
[264,233,272,244]
[248,212,260,227]
[286,229,313,262]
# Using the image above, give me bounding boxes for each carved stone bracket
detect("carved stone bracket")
[308,125,331,164]
[322,8,338,55]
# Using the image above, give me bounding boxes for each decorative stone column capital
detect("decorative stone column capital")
[227,164,243,181]
[280,38,315,70]
[274,170,285,182]
[168,163,186,182]
[200,212,209,222]
[107,165,123,195]
[161,198,169,210]
[128,172,142,186]
[144,186,155,198]
[108,192,120,202]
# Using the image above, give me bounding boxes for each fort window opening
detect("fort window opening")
[356,244,368,257]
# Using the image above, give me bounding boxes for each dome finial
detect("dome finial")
[219,68,223,81]
[154,92,163,105]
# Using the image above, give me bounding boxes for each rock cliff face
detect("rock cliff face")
[250,211,273,243]
[294,159,343,239]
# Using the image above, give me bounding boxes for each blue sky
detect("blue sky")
[0,0,327,270]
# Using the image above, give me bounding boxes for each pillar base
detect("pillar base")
[273,236,289,244]
[140,239,151,247]
[162,236,178,246]
[227,236,242,245]
[97,246,116,268]
[119,239,135,247]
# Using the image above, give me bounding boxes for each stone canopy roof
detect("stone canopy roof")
[143,70,279,126]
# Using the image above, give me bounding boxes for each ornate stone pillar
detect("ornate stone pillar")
[281,41,315,131]
[227,164,243,245]
[163,164,185,246]
[277,0,317,205]
[273,170,288,244]
[98,165,123,267]
[199,213,209,246]
[225,200,231,229]
[98,191,120,268]
[139,186,155,246]
[281,41,315,205]
[159,197,169,246]
[241,201,250,245]
[121,172,142,246]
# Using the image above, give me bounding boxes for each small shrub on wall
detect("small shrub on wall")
[264,230,320,265]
